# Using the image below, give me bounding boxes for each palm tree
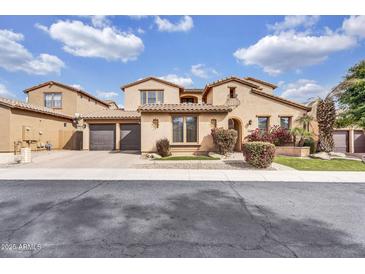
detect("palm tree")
[295,113,314,131]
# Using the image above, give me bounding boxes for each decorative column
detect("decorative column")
[115,123,120,150]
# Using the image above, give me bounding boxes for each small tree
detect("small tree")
[211,128,238,155]
[316,98,336,152]
[328,60,365,129]
[290,127,312,147]
[295,114,314,131]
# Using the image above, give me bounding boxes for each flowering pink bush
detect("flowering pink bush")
[246,126,292,146]
[243,141,276,168]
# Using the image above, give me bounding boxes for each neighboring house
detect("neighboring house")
[0,76,317,155]
[308,101,365,154]
[0,81,110,152]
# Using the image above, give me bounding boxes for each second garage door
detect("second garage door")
[90,124,115,151]
[333,130,349,153]
[354,130,365,153]
[120,124,141,151]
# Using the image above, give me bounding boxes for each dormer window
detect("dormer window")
[229,87,236,98]
[140,90,164,104]
[44,93,62,108]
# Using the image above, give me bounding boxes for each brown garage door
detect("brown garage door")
[354,130,365,153]
[120,124,141,151]
[333,130,349,153]
[90,124,115,151]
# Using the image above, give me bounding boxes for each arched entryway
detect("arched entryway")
[228,118,243,151]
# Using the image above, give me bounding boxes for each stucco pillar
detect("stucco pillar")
[349,128,355,153]
[82,123,89,150]
[115,123,120,150]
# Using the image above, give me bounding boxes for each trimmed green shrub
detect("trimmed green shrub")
[303,138,317,154]
[156,138,171,157]
[211,128,238,155]
[243,141,276,168]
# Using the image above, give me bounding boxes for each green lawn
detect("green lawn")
[155,155,220,161]
[274,156,365,171]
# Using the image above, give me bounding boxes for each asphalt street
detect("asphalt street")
[0,179,364,257]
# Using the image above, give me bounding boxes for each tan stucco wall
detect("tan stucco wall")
[243,79,275,94]
[140,112,227,153]
[27,84,107,116]
[0,105,11,152]
[0,108,76,152]
[210,81,307,145]
[124,79,180,111]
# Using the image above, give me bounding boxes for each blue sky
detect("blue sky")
[0,15,364,106]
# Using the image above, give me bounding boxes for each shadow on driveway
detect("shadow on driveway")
[0,181,364,257]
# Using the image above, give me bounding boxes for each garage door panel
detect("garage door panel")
[120,124,141,150]
[90,124,115,151]
[354,130,365,153]
[333,131,349,153]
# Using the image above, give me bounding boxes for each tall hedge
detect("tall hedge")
[243,141,276,168]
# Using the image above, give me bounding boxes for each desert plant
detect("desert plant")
[211,127,238,155]
[246,126,292,146]
[156,138,171,157]
[295,114,314,130]
[243,141,276,168]
[316,98,336,152]
[290,127,312,147]
[303,138,317,154]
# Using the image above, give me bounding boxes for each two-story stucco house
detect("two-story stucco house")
[1,75,363,156]
[81,76,311,154]
[1,75,331,155]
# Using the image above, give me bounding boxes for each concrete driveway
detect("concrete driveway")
[6,150,147,168]
[0,180,364,257]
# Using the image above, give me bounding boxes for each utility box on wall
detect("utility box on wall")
[22,126,34,141]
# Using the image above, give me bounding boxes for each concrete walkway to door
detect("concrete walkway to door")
[4,150,148,169]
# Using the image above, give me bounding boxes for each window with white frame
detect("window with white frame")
[172,115,198,143]
[140,91,164,104]
[44,93,62,108]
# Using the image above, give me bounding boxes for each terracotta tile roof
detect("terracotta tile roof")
[138,103,232,113]
[183,88,203,93]
[83,109,140,119]
[0,97,74,119]
[244,77,277,89]
[23,81,110,107]
[251,89,311,111]
[121,77,184,91]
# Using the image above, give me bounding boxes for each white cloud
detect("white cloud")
[137,28,145,34]
[71,84,83,90]
[191,64,218,79]
[0,29,64,75]
[280,79,328,102]
[0,83,15,98]
[155,16,193,32]
[37,20,144,62]
[90,16,110,28]
[159,74,193,87]
[268,16,320,33]
[96,91,119,99]
[234,32,356,76]
[342,15,365,39]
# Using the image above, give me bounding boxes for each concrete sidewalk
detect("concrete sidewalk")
[0,168,365,183]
